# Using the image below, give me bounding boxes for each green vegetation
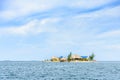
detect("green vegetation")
[67,52,72,62]
[48,52,96,62]
[88,53,95,61]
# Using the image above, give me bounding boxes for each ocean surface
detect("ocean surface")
[0,61,120,80]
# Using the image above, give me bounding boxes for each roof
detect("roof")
[70,54,81,59]
[81,56,88,58]
[60,58,67,60]
[59,56,63,58]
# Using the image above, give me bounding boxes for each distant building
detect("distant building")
[70,54,81,60]
[50,53,94,62]
[60,58,67,62]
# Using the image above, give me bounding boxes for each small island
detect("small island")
[45,52,96,62]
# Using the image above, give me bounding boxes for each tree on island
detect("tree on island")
[88,53,95,61]
[67,52,72,62]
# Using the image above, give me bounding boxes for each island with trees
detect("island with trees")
[45,52,96,62]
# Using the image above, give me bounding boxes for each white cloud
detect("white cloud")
[69,0,114,9]
[0,18,60,36]
[74,5,120,19]
[0,10,16,21]
[0,0,61,21]
[0,0,120,61]
[40,18,60,25]
[0,0,116,21]
[98,30,120,38]
[105,44,120,49]
[0,20,40,35]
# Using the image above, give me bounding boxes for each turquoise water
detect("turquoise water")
[0,61,120,80]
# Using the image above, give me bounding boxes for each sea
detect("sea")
[0,61,120,80]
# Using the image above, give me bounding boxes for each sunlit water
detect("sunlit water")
[0,61,120,80]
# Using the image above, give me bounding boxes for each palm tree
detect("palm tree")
[89,53,95,61]
[67,52,72,62]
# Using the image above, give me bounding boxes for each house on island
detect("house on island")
[70,54,89,61]
[60,58,67,62]
[50,53,94,62]
[59,56,67,62]
[70,54,81,61]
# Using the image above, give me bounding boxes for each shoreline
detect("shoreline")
[44,61,96,62]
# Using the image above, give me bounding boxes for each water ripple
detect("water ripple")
[0,61,120,80]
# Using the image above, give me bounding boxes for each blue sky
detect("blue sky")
[0,0,120,61]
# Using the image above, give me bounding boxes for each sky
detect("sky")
[0,0,120,61]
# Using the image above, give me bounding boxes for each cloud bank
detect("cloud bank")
[0,0,120,61]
